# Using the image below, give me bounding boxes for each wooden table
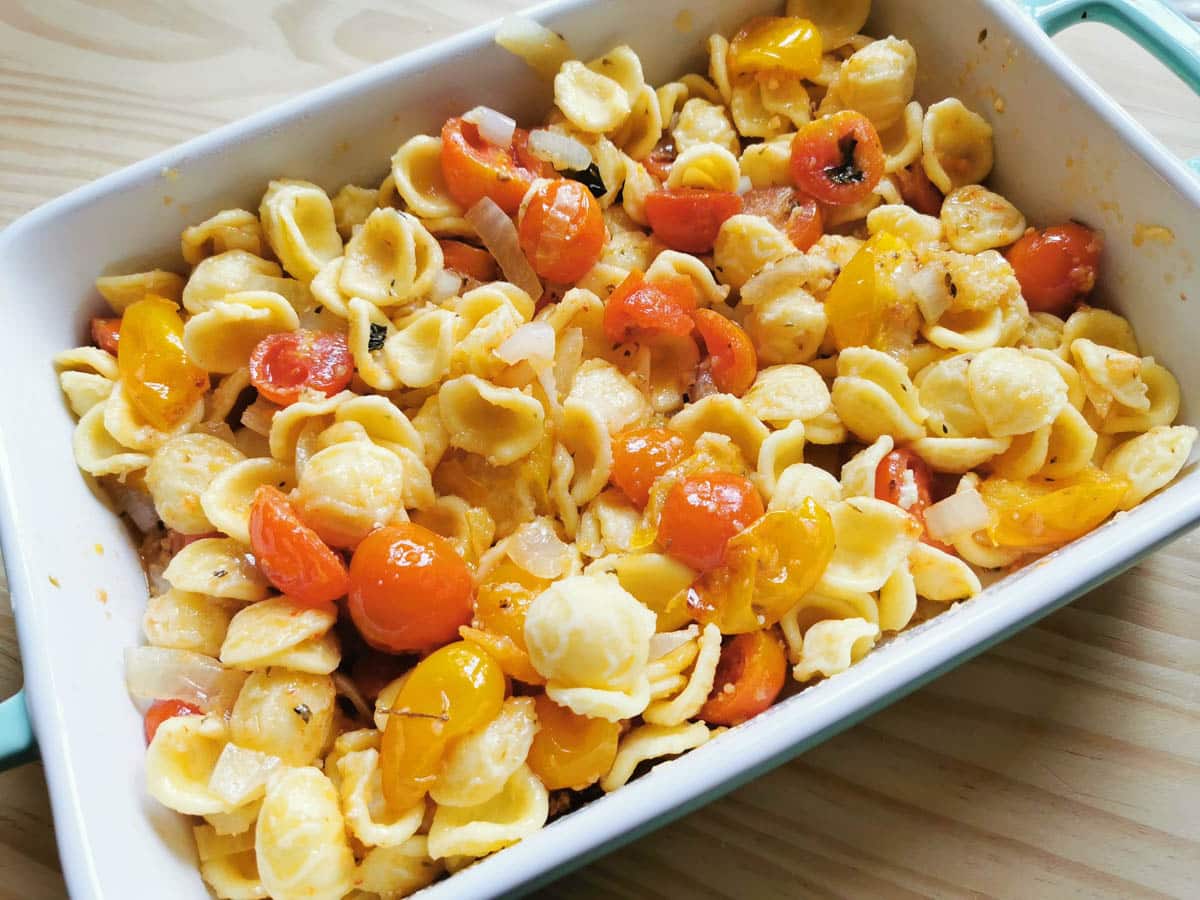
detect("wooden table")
[2,4,1198,898]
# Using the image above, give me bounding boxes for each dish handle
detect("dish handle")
[1019,0,1200,175]
[0,687,37,770]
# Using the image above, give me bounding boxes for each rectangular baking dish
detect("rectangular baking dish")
[1,0,1198,896]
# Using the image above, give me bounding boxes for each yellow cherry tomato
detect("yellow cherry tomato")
[824,231,918,351]
[379,641,504,813]
[117,296,208,430]
[979,466,1129,550]
[459,558,552,685]
[729,17,823,78]
[526,694,620,791]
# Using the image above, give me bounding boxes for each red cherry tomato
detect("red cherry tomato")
[518,178,606,283]
[348,523,474,654]
[893,162,944,216]
[658,472,765,571]
[699,630,788,726]
[790,111,885,206]
[143,699,201,745]
[90,317,121,354]
[874,449,952,552]
[611,427,693,508]
[1005,223,1103,316]
[740,187,824,251]
[692,309,758,397]
[249,330,353,407]
[440,117,554,215]
[438,239,499,282]
[641,140,677,183]
[603,270,698,344]
[249,485,349,607]
[644,188,743,254]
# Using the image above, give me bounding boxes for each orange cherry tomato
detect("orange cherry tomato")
[248,485,348,607]
[460,557,551,684]
[740,187,824,250]
[348,523,474,654]
[143,699,201,745]
[658,472,765,571]
[893,161,944,216]
[526,693,621,791]
[603,270,698,344]
[644,188,743,253]
[380,641,504,811]
[1006,223,1103,316]
[979,466,1128,551]
[91,317,121,354]
[692,309,758,397]
[699,630,788,726]
[875,449,952,552]
[641,140,676,183]
[611,426,692,508]
[518,178,606,283]
[790,111,885,206]
[117,296,209,431]
[248,330,353,407]
[440,116,554,215]
[438,239,499,282]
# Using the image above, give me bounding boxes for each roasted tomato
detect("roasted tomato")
[248,330,354,407]
[440,116,554,214]
[117,297,209,430]
[1006,222,1103,316]
[438,239,499,282]
[603,270,698,343]
[790,111,885,206]
[644,188,743,254]
[518,178,606,283]
[90,317,121,354]
[692,309,758,396]
[699,630,788,726]
[248,485,349,607]
[658,472,765,571]
[143,699,201,745]
[611,427,693,508]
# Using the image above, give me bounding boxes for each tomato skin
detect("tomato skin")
[1006,223,1103,316]
[249,330,354,407]
[740,187,823,250]
[790,111,885,206]
[438,239,498,282]
[143,699,201,745]
[692,309,758,396]
[658,472,765,571]
[518,178,606,283]
[699,630,788,726]
[91,317,121,354]
[248,485,349,607]
[875,449,952,552]
[526,693,620,790]
[611,426,692,508]
[893,162,944,216]
[440,117,553,215]
[348,524,474,654]
[644,188,743,253]
[117,296,209,430]
[603,270,698,344]
[641,141,676,183]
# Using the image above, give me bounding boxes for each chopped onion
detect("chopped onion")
[507,517,572,579]
[124,646,247,714]
[690,362,718,401]
[465,197,543,302]
[736,175,753,195]
[109,480,159,533]
[240,398,277,437]
[911,264,952,324]
[528,129,592,172]
[924,488,991,543]
[497,321,556,368]
[208,743,281,807]
[463,105,516,149]
[649,625,700,660]
[332,671,372,722]
[430,268,463,303]
[495,15,573,81]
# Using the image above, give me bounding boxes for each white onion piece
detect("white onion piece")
[124,646,246,714]
[507,517,572,579]
[332,671,372,722]
[240,398,277,436]
[911,264,952,324]
[430,268,464,302]
[924,488,991,542]
[463,105,516,148]
[649,625,700,660]
[736,175,753,195]
[691,363,719,401]
[496,321,556,368]
[495,15,573,81]
[208,743,282,807]
[528,129,593,172]
[465,197,543,301]
[109,480,159,533]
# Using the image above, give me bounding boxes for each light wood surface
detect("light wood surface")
[2,4,1199,899]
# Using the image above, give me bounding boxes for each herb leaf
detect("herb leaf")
[564,162,607,198]
[367,323,387,352]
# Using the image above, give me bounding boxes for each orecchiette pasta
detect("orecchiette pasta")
[220,597,340,674]
[259,179,344,283]
[922,98,995,194]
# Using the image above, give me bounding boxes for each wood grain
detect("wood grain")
[1,4,1198,898]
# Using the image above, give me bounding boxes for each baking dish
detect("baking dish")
[1,0,1198,896]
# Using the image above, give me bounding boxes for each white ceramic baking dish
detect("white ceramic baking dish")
[1,0,1198,896]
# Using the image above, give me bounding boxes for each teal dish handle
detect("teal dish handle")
[0,688,36,770]
[1019,0,1200,171]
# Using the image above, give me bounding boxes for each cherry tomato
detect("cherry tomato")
[143,699,201,745]
[1006,223,1103,316]
[644,188,743,254]
[518,178,606,283]
[824,231,915,351]
[91,317,121,354]
[611,426,692,508]
[893,161,944,216]
[438,239,499,282]
[699,630,788,726]
[348,523,474,654]
[117,297,209,430]
[526,693,620,790]
[248,485,349,607]
[790,111,885,206]
[692,309,758,396]
[459,557,551,684]
[658,472,765,571]
[380,641,504,811]
[603,270,698,344]
[249,330,353,407]
[440,117,554,215]
[729,16,823,78]
[979,466,1128,550]
[875,449,952,552]
[740,187,824,250]
[641,139,676,183]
